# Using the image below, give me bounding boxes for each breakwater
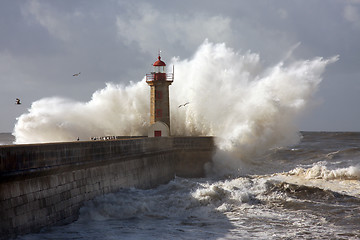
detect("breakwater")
[0,137,214,239]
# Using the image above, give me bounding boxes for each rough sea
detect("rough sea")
[2,131,359,240]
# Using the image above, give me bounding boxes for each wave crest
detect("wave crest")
[13,40,338,162]
[288,165,360,180]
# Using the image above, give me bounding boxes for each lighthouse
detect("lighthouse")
[146,53,174,137]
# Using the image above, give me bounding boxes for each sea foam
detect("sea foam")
[288,164,360,180]
[13,40,338,163]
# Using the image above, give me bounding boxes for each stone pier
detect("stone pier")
[0,137,214,239]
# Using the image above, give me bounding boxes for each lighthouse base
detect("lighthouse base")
[148,121,170,137]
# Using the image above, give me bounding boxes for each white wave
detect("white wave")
[325,150,340,159]
[77,177,268,225]
[13,40,338,164]
[288,164,360,180]
[14,82,149,143]
[19,175,356,239]
[269,164,360,198]
[77,178,226,223]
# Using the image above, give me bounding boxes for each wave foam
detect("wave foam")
[288,164,360,180]
[13,40,337,163]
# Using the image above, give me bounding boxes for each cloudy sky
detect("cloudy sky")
[0,0,359,133]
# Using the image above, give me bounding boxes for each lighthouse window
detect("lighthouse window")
[155,90,163,99]
[156,109,162,118]
[154,66,165,73]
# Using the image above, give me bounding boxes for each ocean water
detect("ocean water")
[12,131,360,240]
[6,40,353,239]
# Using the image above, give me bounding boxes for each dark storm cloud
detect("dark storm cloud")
[0,0,359,132]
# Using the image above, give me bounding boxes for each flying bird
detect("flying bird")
[15,98,21,105]
[178,102,190,108]
[73,72,81,77]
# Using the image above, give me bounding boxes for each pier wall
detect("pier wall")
[0,137,214,239]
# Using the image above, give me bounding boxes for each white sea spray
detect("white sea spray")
[13,40,338,166]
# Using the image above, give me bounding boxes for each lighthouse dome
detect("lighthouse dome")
[153,56,166,66]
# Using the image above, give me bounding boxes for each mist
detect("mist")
[13,40,337,161]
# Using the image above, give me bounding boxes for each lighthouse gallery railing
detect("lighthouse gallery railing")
[146,73,174,82]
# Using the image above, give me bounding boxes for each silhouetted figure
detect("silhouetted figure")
[15,98,21,105]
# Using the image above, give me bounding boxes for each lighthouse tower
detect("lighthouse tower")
[146,54,174,137]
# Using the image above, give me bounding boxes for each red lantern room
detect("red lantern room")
[153,55,166,73]
[146,53,174,137]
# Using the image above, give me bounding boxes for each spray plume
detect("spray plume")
[13,40,338,161]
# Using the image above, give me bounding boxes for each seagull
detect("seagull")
[73,72,81,77]
[15,98,21,105]
[178,102,190,108]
